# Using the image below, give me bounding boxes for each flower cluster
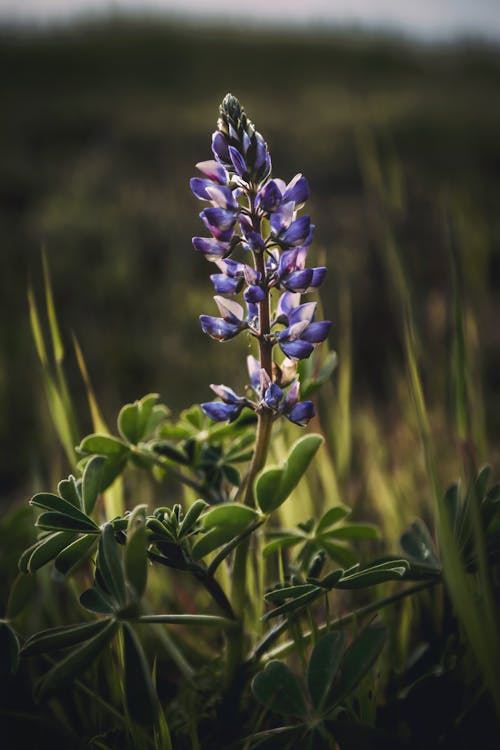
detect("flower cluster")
[191,94,331,426]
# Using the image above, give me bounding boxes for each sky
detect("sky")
[1,0,500,41]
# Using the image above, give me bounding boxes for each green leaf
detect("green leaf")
[123,623,158,725]
[321,524,379,541]
[316,506,351,533]
[82,455,106,515]
[98,523,127,606]
[279,434,324,500]
[400,520,440,570]
[54,534,98,576]
[35,511,98,533]
[57,476,81,508]
[178,499,208,537]
[263,587,320,621]
[255,434,323,513]
[319,540,358,569]
[118,394,162,444]
[192,503,259,560]
[7,573,38,619]
[263,535,303,558]
[125,507,148,599]
[20,531,78,573]
[31,492,98,528]
[330,624,387,707]
[0,621,20,676]
[336,560,409,589]
[308,631,346,712]
[80,586,116,615]
[264,584,316,603]
[252,660,308,718]
[255,468,284,514]
[79,433,130,458]
[36,619,118,702]
[22,619,110,656]
[222,464,241,487]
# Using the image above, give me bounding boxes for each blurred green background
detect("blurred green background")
[1,19,499,505]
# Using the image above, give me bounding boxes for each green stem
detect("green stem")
[224,237,275,691]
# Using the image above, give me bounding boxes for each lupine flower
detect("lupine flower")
[191,94,331,427]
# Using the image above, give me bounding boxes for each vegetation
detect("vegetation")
[1,19,499,750]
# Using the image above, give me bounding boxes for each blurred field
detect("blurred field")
[1,18,499,504]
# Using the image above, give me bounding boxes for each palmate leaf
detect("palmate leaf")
[30,492,97,526]
[35,511,99,533]
[82,455,107,515]
[118,394,169,445]
[36,619,118,702]
[316,506,351,533]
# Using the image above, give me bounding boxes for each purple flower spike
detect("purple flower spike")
[193,94,332,428]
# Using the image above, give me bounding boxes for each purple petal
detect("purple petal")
[247,355,261,392]
[279,339,314,360]
[283,174,309,206]
[301,320,332,344]
[282,268,314,293]
[206,185,238,210]
[214,295,245,323]
[190,177,212,201]
[199,315,244,341]
[240,222,265,251]
[276,291,301,323]
[283,380,300,409]
[196,160,228,184]
[228,146,248,178]
[288,302,317,326]
[286,400,315,426]
[307,267,327,289]
[192,236,231,261]
[210,384,246,404]
[216,259,246,278]
[277,248,300,277]
[303,224,315,247]
[201,401,242,422]
[270,202,295,237]
[282,216,311,246]
[212,131,230,163]
[210,274,243,294]
[253,133,271,180]
[264,383,283,409]
[200,207,236,242]
[256,180,282,213]
[244,285,266,304]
